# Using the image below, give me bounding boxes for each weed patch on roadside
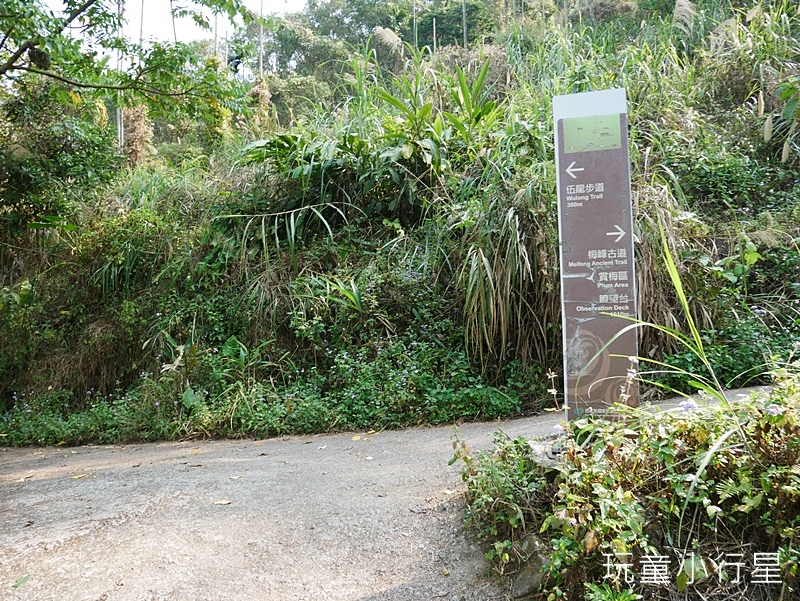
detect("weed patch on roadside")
[458,365,800,600]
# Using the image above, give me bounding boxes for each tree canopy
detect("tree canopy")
[0,0,257,117]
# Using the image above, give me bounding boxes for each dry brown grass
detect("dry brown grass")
[458,182,561,378]
[123,105,156,167]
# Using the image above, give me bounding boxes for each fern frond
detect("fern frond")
[716,478,750,503]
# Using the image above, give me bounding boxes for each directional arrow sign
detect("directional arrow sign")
[554,88,638,421]
[605,225,626,243]
[565,161,584,179]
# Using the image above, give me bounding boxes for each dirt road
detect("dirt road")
[0,412,566,601]
[0,387,765,601]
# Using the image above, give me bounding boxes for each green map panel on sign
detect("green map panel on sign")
[562,114,622,153]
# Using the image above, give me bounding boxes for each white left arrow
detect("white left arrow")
[565,161,584,179]
[605,225,626,243]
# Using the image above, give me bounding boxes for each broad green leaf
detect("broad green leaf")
[444,112,469,140]
[782,98,800,121]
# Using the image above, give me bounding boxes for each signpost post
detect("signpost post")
[553,88,638,421]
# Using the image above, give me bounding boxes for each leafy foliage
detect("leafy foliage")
[2,0,800,446]
[459,366,800,600]
[0,0,254,121]
[0,80,122,239]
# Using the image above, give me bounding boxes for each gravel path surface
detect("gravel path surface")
[0,387,767,601]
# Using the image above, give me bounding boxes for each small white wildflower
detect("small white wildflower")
[766,404,785,416]
[680,399,699,411]
[628,356,640,365]
[553,424,565,434]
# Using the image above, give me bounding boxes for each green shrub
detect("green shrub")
[459,365,800,600]
[0,79,123,240]
[750,245,800,297]
[455,431,552,568]
[662,133,768,216]
[662,310,800,391]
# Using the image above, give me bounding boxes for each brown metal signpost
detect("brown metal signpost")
[553,88,638,421]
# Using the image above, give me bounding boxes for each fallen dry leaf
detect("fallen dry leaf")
[72,474,88,479]
[584,530,599,553]
[366,430,376,435]
[317,445,327,450]
[212,499,231,505]
[229,476,244,480]
[189,464,203,468]
[352,436,361,441]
